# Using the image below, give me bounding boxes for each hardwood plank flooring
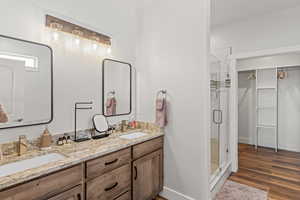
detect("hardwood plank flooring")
[229,144,300,200]
[155,196,167,200]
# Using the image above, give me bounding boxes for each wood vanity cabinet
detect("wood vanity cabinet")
[132,137,164,200]
[0,136,164,200]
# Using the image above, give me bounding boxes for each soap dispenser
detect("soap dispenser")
[40,127,52,149]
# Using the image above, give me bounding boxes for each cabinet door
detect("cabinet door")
[133,149,163,200]
[47,185,82,200]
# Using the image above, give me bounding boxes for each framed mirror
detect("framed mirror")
[102,59,132,117]
[0,35,53,129]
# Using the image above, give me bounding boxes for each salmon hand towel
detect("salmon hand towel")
[106,97,117,116]
[155,98,167,128]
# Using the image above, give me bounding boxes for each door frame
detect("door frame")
[229,44,300,172]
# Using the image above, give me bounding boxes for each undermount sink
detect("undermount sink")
[0,153,65,178]
[119,132,148,140]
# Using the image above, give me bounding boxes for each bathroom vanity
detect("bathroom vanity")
[0,29,164,200]
[0,131,164,200]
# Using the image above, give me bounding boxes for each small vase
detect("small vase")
[0,104,8,123]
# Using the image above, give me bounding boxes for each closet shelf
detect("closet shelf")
[257,87,276,90]
[256,106,276,109]
[257,124,276,128]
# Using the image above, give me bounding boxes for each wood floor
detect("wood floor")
[155,196,167,200]
[229,144,300,200]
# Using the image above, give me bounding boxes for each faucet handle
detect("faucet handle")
[19,135,27,144]
[0,144,3,160]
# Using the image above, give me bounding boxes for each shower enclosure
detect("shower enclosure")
[210,52,231,186]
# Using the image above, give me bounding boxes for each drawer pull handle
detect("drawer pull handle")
[77,193,81,200]
[134,166,138,180]
[105,158,118,165]
[105,182,118,191]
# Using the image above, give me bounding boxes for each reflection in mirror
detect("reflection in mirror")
[0,35,52,129]
[102,59,132,117]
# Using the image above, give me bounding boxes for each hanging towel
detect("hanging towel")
[155,98,168,128]
[0,104,8,123]
[106,97,117,116]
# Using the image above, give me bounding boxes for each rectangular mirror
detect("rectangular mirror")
[102,59,132,117]
[0,35,53,129]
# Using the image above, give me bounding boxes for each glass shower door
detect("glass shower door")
[210,54,230,182]
[210,56,221,178]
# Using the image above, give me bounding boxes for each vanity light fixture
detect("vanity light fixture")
[45,15,112,49]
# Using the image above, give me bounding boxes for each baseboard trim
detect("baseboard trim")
[238,137,251,144]
[160,187,196,200]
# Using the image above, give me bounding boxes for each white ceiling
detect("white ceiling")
[212,0,300,27]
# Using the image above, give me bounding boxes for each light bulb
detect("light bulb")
[92,43,98,50]
[107,47,112,54]
[75,38,80,45]
[52,32,59,41]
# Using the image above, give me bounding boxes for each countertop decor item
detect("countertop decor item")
[40,127,52,149]
[0,104,8,123]
[18,135,28,156]
[92,114,109,139]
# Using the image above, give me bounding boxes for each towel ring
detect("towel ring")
[156,90,167,99]
[107,91,115,97]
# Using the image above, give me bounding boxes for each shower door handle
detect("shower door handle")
[213,109,223,124]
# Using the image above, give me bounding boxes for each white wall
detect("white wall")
[0,0,138,143]
[238,71,256,144]
[136,0,210,199]
[278,67,300,152]
[211,5,300,54]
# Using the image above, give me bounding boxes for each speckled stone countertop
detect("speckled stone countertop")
[0,128,164,191]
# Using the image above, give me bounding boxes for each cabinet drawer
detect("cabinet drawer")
[86,164,131,200]
[86,148,131,179]
[0,165,82,200]
[133,137,163,160]
[47,185,82,200]
[114,192,131,200]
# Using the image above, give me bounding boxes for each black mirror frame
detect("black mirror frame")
[0,34,53,130]
[102,58,132,117]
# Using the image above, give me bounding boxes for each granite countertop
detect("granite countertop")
[0,129,164,191]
